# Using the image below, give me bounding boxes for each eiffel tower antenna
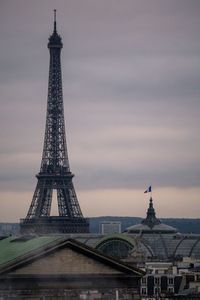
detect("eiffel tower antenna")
[54,9,57,32]
[20,12,89,234]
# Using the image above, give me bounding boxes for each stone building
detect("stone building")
[0,237,144,299]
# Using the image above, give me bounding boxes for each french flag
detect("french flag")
[144,186,152,193]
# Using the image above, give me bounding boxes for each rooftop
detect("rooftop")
[124,197,178,234]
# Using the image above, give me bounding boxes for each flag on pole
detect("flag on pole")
[144,186,152,193]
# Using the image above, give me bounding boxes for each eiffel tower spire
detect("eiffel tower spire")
[53,9,57,33]
[20,12,89,234]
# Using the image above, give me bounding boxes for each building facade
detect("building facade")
[0,237,144,300]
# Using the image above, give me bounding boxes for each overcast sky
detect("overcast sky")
[0,0,200,221]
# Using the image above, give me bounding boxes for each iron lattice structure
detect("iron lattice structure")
[21,12,89,234]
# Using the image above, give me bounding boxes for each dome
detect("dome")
[124,197,178,234]
[125,222,177,234]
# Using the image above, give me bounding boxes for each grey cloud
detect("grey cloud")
[0,0,200,199]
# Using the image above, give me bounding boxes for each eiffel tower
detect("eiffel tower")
[20,11,89,234]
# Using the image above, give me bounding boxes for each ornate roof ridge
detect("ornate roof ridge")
[141,197,161,229]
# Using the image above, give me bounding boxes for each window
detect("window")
[168,277,174,285]
[154,277,160,285]
[154,287,161,295]
[141,277,147,285]
[141,287,147,295]
[96,238,133,258]
[168,287,174,294]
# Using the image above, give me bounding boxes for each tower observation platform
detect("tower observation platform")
[20,11,89,234]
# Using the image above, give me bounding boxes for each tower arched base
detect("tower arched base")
[20,216,89,234]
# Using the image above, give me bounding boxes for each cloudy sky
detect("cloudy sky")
[0,0,200,222]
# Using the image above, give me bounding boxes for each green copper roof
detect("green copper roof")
[0,235,63,268]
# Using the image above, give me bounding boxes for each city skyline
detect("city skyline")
[0,0,200,221]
